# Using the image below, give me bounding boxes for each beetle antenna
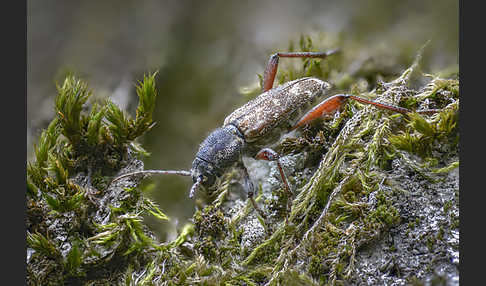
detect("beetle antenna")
[189,177,202,198]
[111,169,191,184]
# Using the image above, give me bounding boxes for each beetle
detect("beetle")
[112,50,439,217]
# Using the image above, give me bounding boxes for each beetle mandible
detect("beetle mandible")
[112,50,439,217]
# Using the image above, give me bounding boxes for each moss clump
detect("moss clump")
[195,236,220,263]
[194,205,227,238]
[367,189,401,227]
[304,175,400,283]
[26,72,169,285]
[388,76,459,161]
[193,205,228,262]
[308,224,341,278]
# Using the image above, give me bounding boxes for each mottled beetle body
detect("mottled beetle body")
[224,77,330,149]
[112,50,440,218]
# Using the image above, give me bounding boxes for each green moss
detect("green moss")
[368,190,401,227]
[26,72,164,285]
[267,186,290,219]
[90,171,110,191]
[408,221,416,230]
[192,205,230,263]
[194,205,226,239]
[242,227,285,266]
[425,234,436,252]
[308,225,341,277]
[437,226,445,241]
[443,200,453,215]
[450,212,459,229]
[195,236,219,262]
[389,77,459,160]
[27,232,61,260]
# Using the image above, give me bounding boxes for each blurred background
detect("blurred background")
[28,0,458,240]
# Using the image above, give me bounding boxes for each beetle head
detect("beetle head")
[189,125,245,198]
[189,157,219,198]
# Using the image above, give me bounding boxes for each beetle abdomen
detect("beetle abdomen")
[224,77,331,146]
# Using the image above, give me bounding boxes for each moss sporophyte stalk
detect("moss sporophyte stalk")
[27,35,459,285]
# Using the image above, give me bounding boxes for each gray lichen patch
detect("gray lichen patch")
[350,163,459,285]
[241,216,267,252]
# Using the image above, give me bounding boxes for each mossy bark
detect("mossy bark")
[27,36,459,285]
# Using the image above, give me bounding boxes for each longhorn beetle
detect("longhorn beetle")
[112,50,439,218]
